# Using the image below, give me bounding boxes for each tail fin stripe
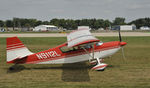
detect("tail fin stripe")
[7,43,23,47]
[7,45,25,50]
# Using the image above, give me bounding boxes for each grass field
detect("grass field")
[0,37,150,88]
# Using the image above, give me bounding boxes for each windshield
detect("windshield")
[96,42,103,46]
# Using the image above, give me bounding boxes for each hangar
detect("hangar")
[112,25,136,30]
[33,25,58,31]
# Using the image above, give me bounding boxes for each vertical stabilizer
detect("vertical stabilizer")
[6,37,33,63]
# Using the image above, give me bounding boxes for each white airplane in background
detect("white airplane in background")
[6,28,127,71]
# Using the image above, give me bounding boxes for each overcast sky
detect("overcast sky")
[0,0,150,22]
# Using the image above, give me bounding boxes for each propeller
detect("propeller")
[118,28,122,42]
[118,29,126,61]
[121,47,126,62]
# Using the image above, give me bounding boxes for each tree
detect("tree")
[50,18,59,27]
[13,18,38,28]
[0,20,4,27]
[42,21,50,25]
[58,19,67,28]
[24,23,31,30]
[113,17,126,25]
[13,18,20,27]
[5,20,13,27]
[88,19,96,29]
[129,17,150,29]
[103,20,112,29]
[65,19,77,30]
[35,20,42,26]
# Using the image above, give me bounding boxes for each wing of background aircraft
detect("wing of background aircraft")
[67,28,100,48]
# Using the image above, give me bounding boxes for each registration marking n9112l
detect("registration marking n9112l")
[36,51,60,59]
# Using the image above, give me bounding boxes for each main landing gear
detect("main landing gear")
[81,43,107,71]
[91,58,108,71]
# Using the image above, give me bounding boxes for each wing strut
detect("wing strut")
[81,47,93,61]
[92,43,95,60]
[81,43,96,64]
[81,43,108,71]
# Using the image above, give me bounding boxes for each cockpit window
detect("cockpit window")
[79,43,93,49]
[83,44,92,49]
[60,43,93,53]
[96,42,103,46]
[60,46,78,53]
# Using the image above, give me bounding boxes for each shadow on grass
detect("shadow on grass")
[7,62,91,82]
[107,64,121,68]
[7,63,118,82]
[61,62,90,82]
[7,64,25,73]
[7,64,117,74]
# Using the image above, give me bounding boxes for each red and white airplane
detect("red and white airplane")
[6,29,127,71]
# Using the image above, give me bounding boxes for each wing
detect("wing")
[67,28,100,48]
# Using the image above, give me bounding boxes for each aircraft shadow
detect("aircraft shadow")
[61,62,90,82]
[7,64,64,73]
[7,63,91,82]
[7,64,26,73]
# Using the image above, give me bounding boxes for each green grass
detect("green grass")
[0,37,150,88]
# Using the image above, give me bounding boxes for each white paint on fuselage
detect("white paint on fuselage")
[38,47,121,64]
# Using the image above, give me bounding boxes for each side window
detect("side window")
[79,43,92,49]
[60,43,93,53]
[84,44,92,49]
[60,46,78,53]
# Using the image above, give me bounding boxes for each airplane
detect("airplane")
[6,28,127,71]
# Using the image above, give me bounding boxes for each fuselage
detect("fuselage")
[8,41,126,64]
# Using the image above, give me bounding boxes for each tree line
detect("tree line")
[0,17,150,30]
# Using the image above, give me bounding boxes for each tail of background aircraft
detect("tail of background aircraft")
[6,37,33,63]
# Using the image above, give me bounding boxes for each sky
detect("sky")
[0,0,150,22]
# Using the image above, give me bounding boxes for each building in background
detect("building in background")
[140,26,150,30]
[33,25,58,31]
[112,25,136,30]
